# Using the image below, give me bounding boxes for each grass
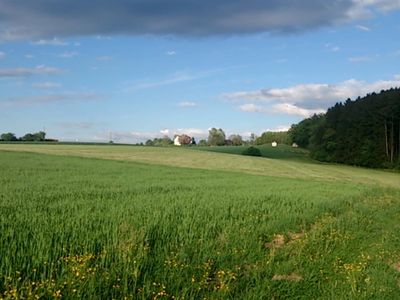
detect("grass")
[0,144,399,188]
[195,144,311,161]
[0,145,400,299]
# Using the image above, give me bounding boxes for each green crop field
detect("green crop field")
[195,144,311,161]
[1,144,400,299]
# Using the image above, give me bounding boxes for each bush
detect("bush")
[242,146,262,157]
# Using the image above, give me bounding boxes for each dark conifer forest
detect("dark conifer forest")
[289,88,400,168]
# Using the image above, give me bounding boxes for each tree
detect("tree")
[289,88,400,168]
[208,128,226,146]
[21,131,46,142]
[249,133,257,145]
[256,131,289,145]
[178,134,192,145]
[33,131,46,141]
[198,139,207,146]
[242,146,262,157]
[0,132,17,141]
[145,139,154,146]
[229,134,243,146]
[21,133,35,141]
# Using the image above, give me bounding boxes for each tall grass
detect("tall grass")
[1,150,400,299]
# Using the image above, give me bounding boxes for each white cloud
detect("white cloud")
[32,82,61,89]
[226,75,400,117]
[24,54,35,59]
[160,129,170,136]
[356,0,400,11]
[31,38,68,46]
[0,65,63,77]
[166,51,176,56]
[58,51,78,58]
[239,103,324,117]
[178,101,198,108]
[356,24,371,31]
[325,43,341,52]
[272,103,326,117]
[173,128,208,137]
[0,52,6,59]
[263,125,292,132]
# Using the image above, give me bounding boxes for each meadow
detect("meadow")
[0,144,400,299]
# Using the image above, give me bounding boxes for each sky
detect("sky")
[0,0,400,143]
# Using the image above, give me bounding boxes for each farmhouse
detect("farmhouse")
[174,134,192,146]
[174,135,181,146]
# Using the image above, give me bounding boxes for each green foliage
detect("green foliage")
[145,139,154,146]
[21,131,46,142]
[198,139,207,146]
[249,133,257,145]
[256,131,289,145]
[0,150,399,299]
[145,136,173,146]
[241,146,262,156]
[198,144,310,161]
[208,128,226,146]
[229,134,243,146]
[289,89,400,168]
[288,114,324,148]
[1,131,47,142]
[0,132,17,141]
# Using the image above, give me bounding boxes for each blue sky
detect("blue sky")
[0,0,399,143]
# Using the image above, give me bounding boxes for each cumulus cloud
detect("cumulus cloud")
[226,75,400,117]
[0,65,63,78]
[0,1,399,39]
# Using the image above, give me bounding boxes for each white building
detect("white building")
[174,135,181,146]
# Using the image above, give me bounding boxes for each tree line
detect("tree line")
[144,128,290,147]
[0,131,58,142]
[288,88,400,168]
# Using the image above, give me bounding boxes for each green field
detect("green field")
[1,144,400,299]
[195,144,311,161]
